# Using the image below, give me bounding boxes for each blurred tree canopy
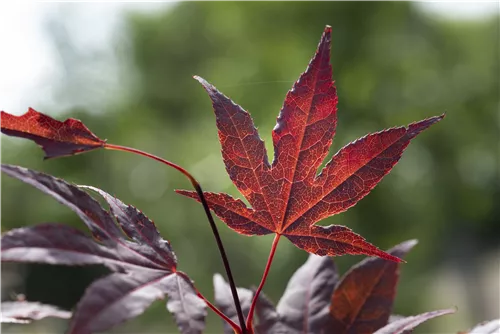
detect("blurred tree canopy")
[2,2,498,333]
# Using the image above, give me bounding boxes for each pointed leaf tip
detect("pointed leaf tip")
[194,76,218,96]
[405,239,419,247]
[213,273,224,286]
[385,239,418,263]
[382,255,404,264]
[193,75,208,86]
[430,113,446,124]
[320,25,332,46]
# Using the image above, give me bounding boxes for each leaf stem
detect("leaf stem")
[104,143,247,333]
[196,291,241,334]
[245,233,281,329]
[104,143,196,184]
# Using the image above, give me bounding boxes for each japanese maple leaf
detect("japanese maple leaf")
[1,107,106,159]
[328,240,417,333]
[1,164,207,334]
[177,25,443,261]
[254,254,338,334]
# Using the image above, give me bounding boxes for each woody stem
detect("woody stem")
[104,143,247,333]
[245,233,281,329]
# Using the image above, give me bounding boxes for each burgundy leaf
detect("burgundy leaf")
[177,26,443,261]
[1,165,206,334]
[213,273,253,334]
[1,301,71,324]
[255,254,338,334]
[373,309,455,334]
[329,240,418,333]
[1,108,105,159]
[68,271,206,334]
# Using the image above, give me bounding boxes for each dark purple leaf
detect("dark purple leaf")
[1,301,71,324]
[68,271,206,334]
[329,240,418,333]
[278,254,338,332]
[1,223,166,271]
[1,165,207,334]
[1,164,121,241]
[255,254,338,334]
[373,309,455,334]
[213,273,253,334]
[255,292,291,334]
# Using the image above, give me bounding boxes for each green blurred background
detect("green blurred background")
[1,2,499,333]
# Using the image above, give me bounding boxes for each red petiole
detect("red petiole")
[245,233,281,330]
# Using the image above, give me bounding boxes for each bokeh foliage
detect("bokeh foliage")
[2,2,498,333]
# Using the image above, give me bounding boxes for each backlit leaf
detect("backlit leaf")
[177,26,443,262]
[1,108,106,159]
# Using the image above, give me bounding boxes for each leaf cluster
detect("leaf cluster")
[1,25,497,334]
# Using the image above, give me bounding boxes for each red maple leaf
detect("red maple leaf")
[1,108,106,159]
[177,26,443,262]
